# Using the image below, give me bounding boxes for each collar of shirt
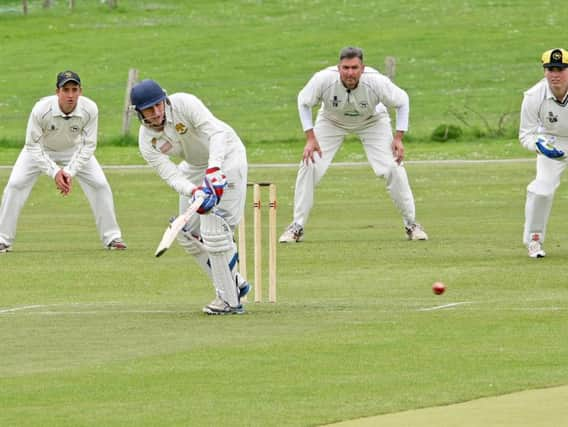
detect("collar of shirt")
[164,100,175,125]
[50,96,84,119]
[544,83,568,104]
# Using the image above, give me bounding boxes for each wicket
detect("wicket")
[238,182,277,303]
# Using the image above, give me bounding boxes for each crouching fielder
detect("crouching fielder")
[130,80,249,315]
[0,70,126,253]
[520,48,568,258]
[279,46,427,243]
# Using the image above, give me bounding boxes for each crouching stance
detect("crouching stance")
[0,70,126,253]
[279,46,427,243]
[131,79,248,314]
[520,48,568,258]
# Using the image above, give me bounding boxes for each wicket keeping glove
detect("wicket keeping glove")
[204,167,227,201]
[191,185,217,214]
[535,136,565,160]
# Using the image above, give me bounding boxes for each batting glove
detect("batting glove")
[191,185,217,214]
[204,167,227,201]
[535,136,565,160]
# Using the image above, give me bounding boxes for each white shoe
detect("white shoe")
[107,238,127,250]
[203,297,245,315]
[405,223,428,241]
[279,222,304,243]
[528,239,546,258]
[0,242,12,253]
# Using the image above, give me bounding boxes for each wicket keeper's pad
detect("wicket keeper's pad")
[155,195,204,257]
[201,212,240,307]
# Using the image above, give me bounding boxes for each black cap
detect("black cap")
[541,48,568,69]
[56,70,81,88]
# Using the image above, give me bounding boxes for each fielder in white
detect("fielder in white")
[130,79,249,315]
[520,48,568,258]
[279,46,428,243]
[0,70,126,253]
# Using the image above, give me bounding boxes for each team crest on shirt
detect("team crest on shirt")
[69,125,79,133]
[548,112,558,123]
[175,123,188,134]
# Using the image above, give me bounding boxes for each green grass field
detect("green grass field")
[2,0,568,425]
[1,162,568,426]
[0,137,534,166]
[0,0,563,144]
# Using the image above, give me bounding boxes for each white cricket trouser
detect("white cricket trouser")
[175,149,247,303]
[523,154,568,245]
[0,148,122,247]
[292,115,416,227]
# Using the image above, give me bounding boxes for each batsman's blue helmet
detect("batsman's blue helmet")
[130,79,167,111]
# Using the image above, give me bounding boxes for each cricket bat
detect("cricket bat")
[154,196,204,258]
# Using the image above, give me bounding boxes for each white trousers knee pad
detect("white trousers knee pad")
[385,165,416,226]
[524,182,556,245]
[201,213,239,307]
[527,179,558,197]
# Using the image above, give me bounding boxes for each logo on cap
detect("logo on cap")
[542,48,568,69]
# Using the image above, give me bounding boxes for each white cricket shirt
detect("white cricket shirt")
[24,95,98,178]
[520,78,568,149]
[298,66,409,132]
[138,93,245,197]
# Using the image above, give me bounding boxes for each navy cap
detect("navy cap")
[56,70,81,88]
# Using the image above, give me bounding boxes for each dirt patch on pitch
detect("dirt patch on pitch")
[324,385,568,427]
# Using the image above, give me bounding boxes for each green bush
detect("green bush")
[430,124,463,141]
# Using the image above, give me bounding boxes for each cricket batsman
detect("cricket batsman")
[130,79,249,315]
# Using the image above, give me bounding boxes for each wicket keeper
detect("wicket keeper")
[520,48,568,258]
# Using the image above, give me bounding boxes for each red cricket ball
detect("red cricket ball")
[432,282,446,295]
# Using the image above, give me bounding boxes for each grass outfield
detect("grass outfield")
[0,138,534,166]
[1,162,568,426]
[0,0,563,143]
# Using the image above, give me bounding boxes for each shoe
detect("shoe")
[203,297,245,315]
[279,222,304,243]
[405,223,428,241]
[236,272,251,300]
[0,243,12,253]
[107,238,127,250]
[528,236,546,258]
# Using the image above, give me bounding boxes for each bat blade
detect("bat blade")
[154,196,204,258]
